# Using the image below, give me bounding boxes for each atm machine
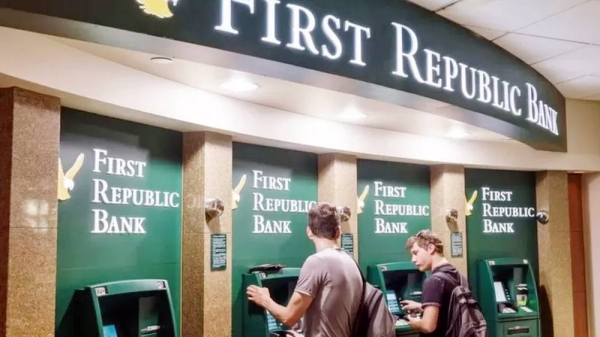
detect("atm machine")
[367,262,425,337]
[243,266,303,337]
[476,258,540,337]
[75,279,177,337]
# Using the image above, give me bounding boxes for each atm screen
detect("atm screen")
[385,291,401,315]
[494,281,510,302]
[103,324,118,337]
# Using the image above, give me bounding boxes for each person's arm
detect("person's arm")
[407,276,443,333]
[247,256,324,328]
[265,292,313,327]
[407,306,439,333]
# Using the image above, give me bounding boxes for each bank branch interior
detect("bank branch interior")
[0,0,599,337]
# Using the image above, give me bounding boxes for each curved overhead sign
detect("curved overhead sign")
[0,0,567,151]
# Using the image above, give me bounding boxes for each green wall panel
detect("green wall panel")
[357,159,431,272]
[465,169,539,297]
[232,143,317,337]
[56,108,182,337]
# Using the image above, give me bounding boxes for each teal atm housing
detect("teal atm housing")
[75,279,177,337]
[367,262,425,337]
[477,258,540,337]
[243,268,301,337]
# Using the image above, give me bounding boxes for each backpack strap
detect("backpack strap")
[432,270,463,288]
[346,251,367,336]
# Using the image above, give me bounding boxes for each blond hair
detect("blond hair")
[405,230,444,255]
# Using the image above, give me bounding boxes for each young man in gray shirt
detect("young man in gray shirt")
[247,203,363,337]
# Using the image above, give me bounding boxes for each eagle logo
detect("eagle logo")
[357,185,369,215]
[232,174,247,210]
[58,154,85,201]
[137,0,178,19]
[465,190,478,217]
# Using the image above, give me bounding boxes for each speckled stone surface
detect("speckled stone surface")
[0,87,60,337]
[536,171,574,337]
[6,228,57,337]
[430,165,468,275]
[318,154,357,257]
[182,132,232,337]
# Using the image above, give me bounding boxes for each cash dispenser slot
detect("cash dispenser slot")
[76,279,177,337]
[507,326,530,335]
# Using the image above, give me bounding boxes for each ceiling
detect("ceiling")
[46,32,510,143]
[409,0,600,100]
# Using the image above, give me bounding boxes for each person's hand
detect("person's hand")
[285,330,304,337]
[400,300,422,312]
[405,313,421,329]
[247,285,272,308]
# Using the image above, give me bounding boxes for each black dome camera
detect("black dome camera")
[536,211,550,225]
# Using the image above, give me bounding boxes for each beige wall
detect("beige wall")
[566,99,600,156]
[583,173,600,337]
[568,99,600,336]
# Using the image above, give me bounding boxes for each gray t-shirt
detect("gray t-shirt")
[294,248,363,337]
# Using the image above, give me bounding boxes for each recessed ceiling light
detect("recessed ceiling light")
[338,107,367,120]
[220,79,259,92]
[151,56,173,64]
[447,129,470,139]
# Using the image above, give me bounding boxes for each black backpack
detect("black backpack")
[350,260,396,337]
[433,272,488,337]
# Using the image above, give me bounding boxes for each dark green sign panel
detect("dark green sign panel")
[232,143,317,337]
[357,159,431,272]
[465,169,538,297]
[56,108,182,337]
[1,0,566,151]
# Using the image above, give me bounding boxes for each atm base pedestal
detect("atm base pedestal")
[495,318,539,337]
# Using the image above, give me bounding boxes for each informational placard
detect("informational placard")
[465,169,538,297]
[232,142,317,337]
[211,234,227,271]
[451,232,463,258]
[341,233,354,255]
[56,108,182,337]
[357,159,431,271]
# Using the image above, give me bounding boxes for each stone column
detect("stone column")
[182,132,232,337]
[318,154,357,258]
[430,165,468,274]
[536,171,574,337]
[0,87,60,337]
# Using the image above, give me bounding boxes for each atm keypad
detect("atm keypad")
[266,311,279,330]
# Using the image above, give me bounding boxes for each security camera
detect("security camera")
[205,198,225,219]
[536,211,550,225]
[337,206,352,222]
[446,208,458,227]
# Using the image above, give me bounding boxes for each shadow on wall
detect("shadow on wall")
[539,285,554,337]
[56,295,78,337]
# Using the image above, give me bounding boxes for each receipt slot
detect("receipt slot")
[243,266,303,337]
[367,262,425,337]
[75,279,177,337]
[477,258,540,337]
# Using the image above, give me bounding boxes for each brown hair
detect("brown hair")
[405,230,444,255]
[308,202,340,239]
